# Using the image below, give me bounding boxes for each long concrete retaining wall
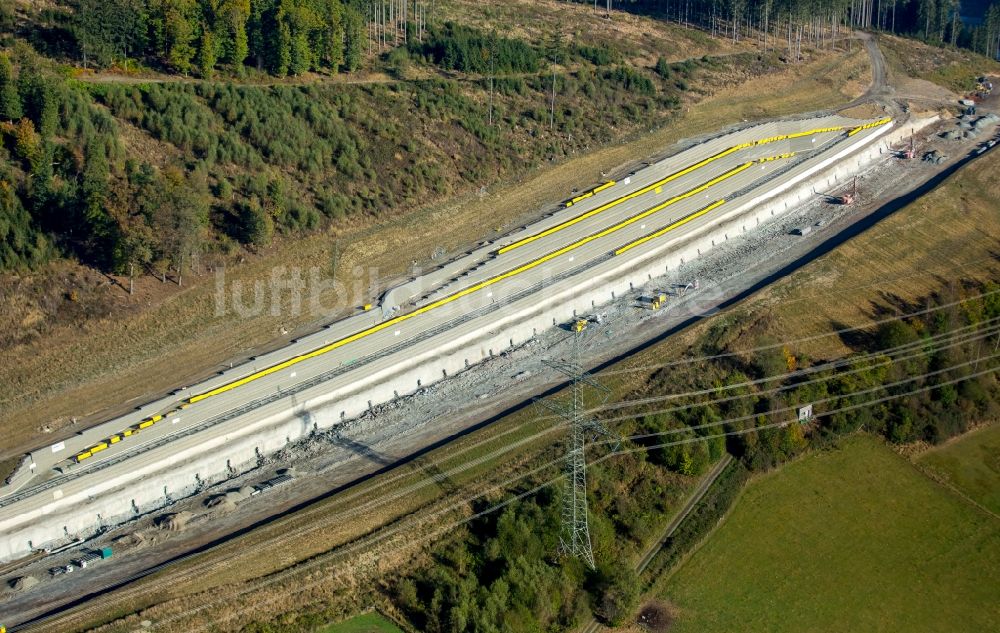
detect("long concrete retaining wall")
[0,115,930,561]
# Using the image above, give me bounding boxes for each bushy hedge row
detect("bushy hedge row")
[640,459,749,588]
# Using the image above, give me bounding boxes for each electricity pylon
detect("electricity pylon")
[536,324,618,568]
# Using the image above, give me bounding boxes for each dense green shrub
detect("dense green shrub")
[412,22,541,74]
[606,65,656,95]
[239,197,273,246]
[640,459,750,587]
[655,56,671,79]
[576,45,619,67]
[590,562,641,626]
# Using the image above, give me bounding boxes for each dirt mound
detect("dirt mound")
[112,531,146,550]
[204,496,237,513]
[155,511,193,531]
[204,486,254,509]
[637,600,675,632]
[8,575,39,591]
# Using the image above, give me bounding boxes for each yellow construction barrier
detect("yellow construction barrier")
[500,145,745,254]
[613,149,802,256]
[757,152,796,162]
[848,117,892,137]
[497,120,883,255]
[566,181,616,207]
[615,199,727,256]
[187,159,767,405]
[66,119,891,456]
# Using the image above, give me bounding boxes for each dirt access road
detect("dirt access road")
[858,32,890,101]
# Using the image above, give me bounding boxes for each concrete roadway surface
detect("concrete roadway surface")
[0,114,890,551]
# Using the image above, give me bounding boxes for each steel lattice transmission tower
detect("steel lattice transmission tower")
[536,324,619,568]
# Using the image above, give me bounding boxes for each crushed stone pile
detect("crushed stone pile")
[8,575,38,591]
[155,511,193,531]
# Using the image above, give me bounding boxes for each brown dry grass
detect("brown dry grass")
[437,0,747,67]
[736,150,1000,361]
[880,33,1000,96]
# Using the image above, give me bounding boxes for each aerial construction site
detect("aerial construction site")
[1,1,999,632]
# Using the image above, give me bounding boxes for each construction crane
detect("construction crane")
[901,136,915,160]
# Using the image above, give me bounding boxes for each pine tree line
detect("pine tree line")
[61,1,1000,76]
[71,0,370,76]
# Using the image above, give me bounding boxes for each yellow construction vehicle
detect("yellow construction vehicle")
[571,318,588,333]
[648,293,667,310]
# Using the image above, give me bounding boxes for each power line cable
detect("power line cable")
[600,352,1000,442]
[285,306,1000,521]
[526,316,1000,425]
[608,363,1000,457]
[586,321,1000,419]
[160,359,999,633]
[593,287,1000,377]
[55,321,996,633]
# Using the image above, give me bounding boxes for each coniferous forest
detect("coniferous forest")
[0,0,997,279]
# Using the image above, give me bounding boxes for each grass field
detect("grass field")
[917,424,1000,517]
[661,436,1000,633]
[319,612,403,633]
